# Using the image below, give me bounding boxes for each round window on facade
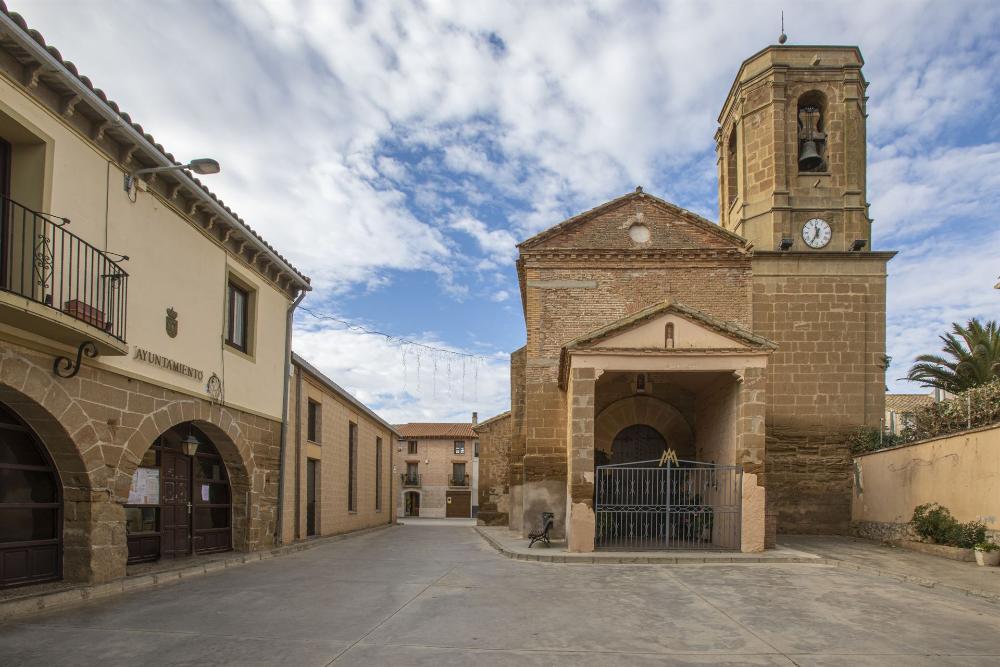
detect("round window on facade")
[628,223,650,243]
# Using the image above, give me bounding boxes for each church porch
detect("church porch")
[555,301,775,554]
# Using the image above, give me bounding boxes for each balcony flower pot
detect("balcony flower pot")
[974,542,1000,567]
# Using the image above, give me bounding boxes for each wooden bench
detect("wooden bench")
[528,512,554,548]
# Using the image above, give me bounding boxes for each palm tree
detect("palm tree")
[906,319,1000,392]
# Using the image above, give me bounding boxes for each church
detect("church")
[475,43,895,552]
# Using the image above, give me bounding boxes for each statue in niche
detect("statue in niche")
[798,106,826,172]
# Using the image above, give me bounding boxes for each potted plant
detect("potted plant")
[974,541,1000,566]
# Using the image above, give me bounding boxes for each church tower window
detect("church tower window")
[797,91,827,173]
[726,128,738,207]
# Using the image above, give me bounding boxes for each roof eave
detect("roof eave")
[0,8,311,292]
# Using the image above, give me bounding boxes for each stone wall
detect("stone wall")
[0,339,280,584]
[753,255,887,534]
[474,412,511,526]
[508,346,526,533]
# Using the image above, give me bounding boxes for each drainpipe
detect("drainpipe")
[276,288,307,545]
[294,363,302,540]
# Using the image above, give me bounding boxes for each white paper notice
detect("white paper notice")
[127,467,160,505]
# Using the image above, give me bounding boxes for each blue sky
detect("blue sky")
[17,0,1000,422]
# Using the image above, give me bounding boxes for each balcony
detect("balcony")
[401,473,421,488]
[0,196,128,354]
[449,474,470,488]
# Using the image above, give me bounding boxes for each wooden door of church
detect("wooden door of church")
[610,424,666,465]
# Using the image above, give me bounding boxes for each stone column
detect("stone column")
[63,487,127,583]
[567,367,597,553]
[736,367,768,551]
[736,367,767,476]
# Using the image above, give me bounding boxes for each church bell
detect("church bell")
[798,140,823,171]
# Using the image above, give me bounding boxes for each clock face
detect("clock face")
[802,218,832,249]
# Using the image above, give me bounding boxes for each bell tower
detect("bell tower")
[717,45,870,252]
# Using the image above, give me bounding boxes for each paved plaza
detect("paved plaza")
[3,525,1000,665]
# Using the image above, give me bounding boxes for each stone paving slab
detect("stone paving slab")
[0,523,393,621]
[2,525,1000,666]
[781,535,1000,604]
[476,526,823,563]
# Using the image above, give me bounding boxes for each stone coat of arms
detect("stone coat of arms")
[166,307,178,338]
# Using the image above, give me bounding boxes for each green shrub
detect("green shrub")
[911,503,955,543]
[848,427,902,454]
[851,380,1000,454]
[910,503,986,548]
[974,540,999,552]
[949,520,987,549]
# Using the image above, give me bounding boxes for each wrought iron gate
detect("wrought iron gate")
[595,459,742,551]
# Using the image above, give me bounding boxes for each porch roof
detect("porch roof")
[558,299,776,390]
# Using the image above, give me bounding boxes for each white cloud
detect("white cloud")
[14,0,1000,414]
[292,317,510,424]
[450,215,518,266]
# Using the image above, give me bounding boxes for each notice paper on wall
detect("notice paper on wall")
[127,467,160,505]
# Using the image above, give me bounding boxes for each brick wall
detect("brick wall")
[516,193,754,534]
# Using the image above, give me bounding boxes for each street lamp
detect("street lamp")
[180,430,202,457]
[124,158,220,192]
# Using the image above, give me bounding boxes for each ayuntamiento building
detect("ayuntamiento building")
[478,43,895,552]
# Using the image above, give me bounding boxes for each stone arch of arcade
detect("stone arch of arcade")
[0,357,100,585]
[0,349,262,584]
[120,406,257,556]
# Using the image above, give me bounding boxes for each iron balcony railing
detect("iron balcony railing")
[0,195,128,342]
[449,474,470,487]
[401,473,421,487]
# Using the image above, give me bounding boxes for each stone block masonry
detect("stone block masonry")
[474,411,511,526]
[0,339,281,584]
[753,254,889,534]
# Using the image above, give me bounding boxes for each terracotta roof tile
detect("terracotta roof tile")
[395,423,477,439]
[885,393,935,413]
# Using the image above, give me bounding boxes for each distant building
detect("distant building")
[395,418,478,518]
[884,393,935,435]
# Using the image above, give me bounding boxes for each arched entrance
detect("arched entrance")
[124,422,232,564]
[404,491,420,517]
[0,402,62,587]
[609,424,667,464]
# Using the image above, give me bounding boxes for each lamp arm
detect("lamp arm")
[131,163,188,178]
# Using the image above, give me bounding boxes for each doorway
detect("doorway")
[125,423,232,564]
[160,447,192,557]
[0,402,61,587]
[446,491,471,518]
[306,459,318,537]
[404,491,420,517]
[610,424,667,464]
